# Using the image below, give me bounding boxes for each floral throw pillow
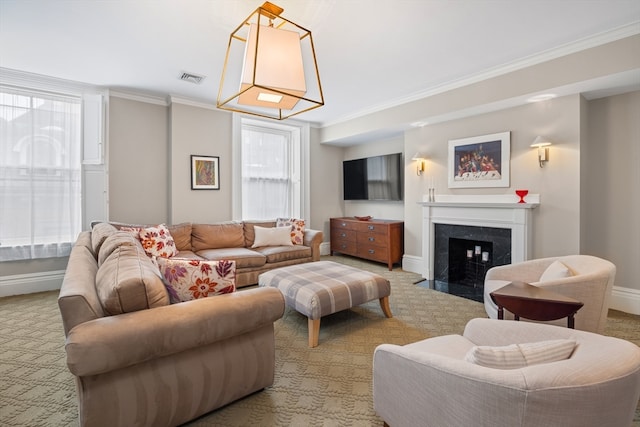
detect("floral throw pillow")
[156,258,235,302]
[276,218,305,245]
[139,224,177,258]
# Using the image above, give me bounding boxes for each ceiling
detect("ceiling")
[1,0,639,130]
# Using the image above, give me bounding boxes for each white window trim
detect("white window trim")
[0,68,109,246]
[232,114,310,223]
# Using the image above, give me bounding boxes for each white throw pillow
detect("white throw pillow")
[465,339,577,369]
[540,260,574,282]
[251,226,294,248]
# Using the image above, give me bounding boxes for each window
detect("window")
[233,116,309,221]
[0,85,90,261]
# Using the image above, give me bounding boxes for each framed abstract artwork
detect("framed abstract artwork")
[191,155,220,190]
[448,131,510,188]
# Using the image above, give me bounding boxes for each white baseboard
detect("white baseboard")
[609,286,640,315]
[0,270,65,298]
[402,255,424,277]
[320,242,331,256]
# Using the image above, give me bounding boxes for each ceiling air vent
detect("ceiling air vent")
[179,72,206,84]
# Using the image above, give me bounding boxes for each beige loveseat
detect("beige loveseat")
[58,226,287,426]
[95,219,323,288]
[373,318,640,427]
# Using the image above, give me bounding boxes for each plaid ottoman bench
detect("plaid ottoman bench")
[259,260,392,347]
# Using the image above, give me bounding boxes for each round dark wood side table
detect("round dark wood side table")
[490,281,584,328]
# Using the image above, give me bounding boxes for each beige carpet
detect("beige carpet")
[1,255,638,426]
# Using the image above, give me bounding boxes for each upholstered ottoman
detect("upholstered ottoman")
[259,260,392,347]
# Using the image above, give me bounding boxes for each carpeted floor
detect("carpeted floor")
[1,254,638,426]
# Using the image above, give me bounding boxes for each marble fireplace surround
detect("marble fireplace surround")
[419,194,539,281]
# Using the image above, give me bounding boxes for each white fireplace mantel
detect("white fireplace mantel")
[418,194,539,280]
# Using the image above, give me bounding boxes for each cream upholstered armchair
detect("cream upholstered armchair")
[483,255,616,333]
[373,318,640,427]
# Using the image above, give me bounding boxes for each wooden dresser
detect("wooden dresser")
[330,217,404,270]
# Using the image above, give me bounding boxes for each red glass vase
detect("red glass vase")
[515,189,528,203]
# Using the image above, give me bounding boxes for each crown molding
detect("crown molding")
[109,90,168,106]
[168,95,218,110]
[0,67,103,95]
[321,21,640,128]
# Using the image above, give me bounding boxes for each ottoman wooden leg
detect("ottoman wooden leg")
[308,318,321,348]
[379,296,392,318]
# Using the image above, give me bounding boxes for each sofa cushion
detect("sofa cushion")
[168,222,192,252]
[253,245,312,264]
[139,223,178,258]
[95,244,169,315]
[540,260,574,282]
[243,220,276,247]
[173,250,205,260]
[465,339,577,369]
[196,247,267,269]
[192,222,245,251]
[276,217,305,245]
[157,258,235,302]
[91,222,118,255]
[97,231,142,267]
[251,226,294,248]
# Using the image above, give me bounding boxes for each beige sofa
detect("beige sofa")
[58,226,288,426]
[483,255,616,333]
[373,318,640,427]
[96,219,324,288]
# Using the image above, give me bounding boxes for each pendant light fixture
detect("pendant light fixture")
[217,2,324,120]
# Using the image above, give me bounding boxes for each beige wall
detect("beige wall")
[583,91,640,292]
[168,103,233,224]
[309,127,344,238]
[403,95,582,260]
[109,96,169,224]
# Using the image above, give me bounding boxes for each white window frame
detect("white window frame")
[232,114,310,223]
[0,68,108,261]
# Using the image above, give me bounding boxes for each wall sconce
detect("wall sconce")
[411,152,426,176]
[217,1,324,120]
[531,136,552,168]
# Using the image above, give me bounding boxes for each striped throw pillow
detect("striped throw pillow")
[465,339,577,369]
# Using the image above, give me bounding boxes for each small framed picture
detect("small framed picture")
[191,155,220,190]
[448,131,510,188]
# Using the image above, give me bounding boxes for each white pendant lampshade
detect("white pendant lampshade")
[217,2,324,120]
[238,23,306,109]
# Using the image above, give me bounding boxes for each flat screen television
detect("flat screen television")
[343,153,403,201]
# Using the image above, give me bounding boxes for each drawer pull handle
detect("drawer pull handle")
[341,233,346,237]
[340,222,347,227]
[341,244,347,249]
[368,225,375,230]
[368,249,375,254]
[368,237,375,242]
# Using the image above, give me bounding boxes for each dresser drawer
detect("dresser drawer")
[332,240,357,254]
[331,228,356,242]
[357,244,388,263]
[331,218,358,230]
[353,221,386,234]
[356,232,388,246]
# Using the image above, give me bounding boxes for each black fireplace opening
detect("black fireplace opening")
[448,238,493,287]
[418,224,511,303]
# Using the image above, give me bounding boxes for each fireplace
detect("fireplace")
[419,194,539,301]
[431,224,511,301]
